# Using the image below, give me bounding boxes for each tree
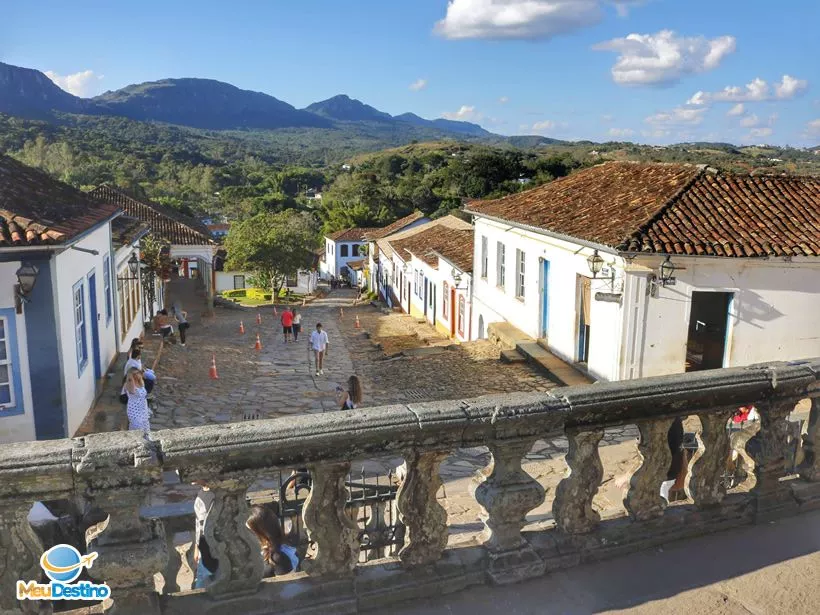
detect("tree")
[225,211,318,294]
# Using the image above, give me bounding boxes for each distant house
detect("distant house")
[466,161,820,381]
[389,224,474,341]
[89,186,217,306]
[363,212,429,292]
[377,215,473,319]
[320,227,378,281]
[0,155,122,442]
[206,223,230,239]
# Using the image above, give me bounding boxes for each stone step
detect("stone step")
[515,341,594,387]
[500,348,527,364]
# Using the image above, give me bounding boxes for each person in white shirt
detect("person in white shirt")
[309,322,329,376]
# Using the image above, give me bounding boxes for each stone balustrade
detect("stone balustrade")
[2,359,819,615]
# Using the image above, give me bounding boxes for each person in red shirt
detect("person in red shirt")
[280,307,294,343]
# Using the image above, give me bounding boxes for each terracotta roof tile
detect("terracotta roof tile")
[468,161,820,258]
[326,227,379,242]
[625,173,820,257]
[89,185,214,246]
[0,155,118,247]
[365,212,426,240]
[391,226,474,273]
[111,216,151,248]
[379,215,472,260]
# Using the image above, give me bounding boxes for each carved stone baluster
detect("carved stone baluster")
[689,411,734,507]
[471,438,545,585]
[553,428,604,534]
[396,450,449,567]
[0,501,44,615]
[748,399,797,520]
[799,397,820,481]
[79,436,167,615]
[162,529,182,594]
[624,419,673,520]
[302,462,359,577]
[205,478,264,598]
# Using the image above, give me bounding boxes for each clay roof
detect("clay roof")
[379,215,472,261]
[111,216,150,248]
[346,258,366,271]
[625,173,820,257]
[326,227,378,242]
[467,162,820,258]
[392,227,474,273]
[365,212,426,240]
[0,154,118,247]
[89,185,214,246]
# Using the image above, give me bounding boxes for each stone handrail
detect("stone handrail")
[1,359,819,614]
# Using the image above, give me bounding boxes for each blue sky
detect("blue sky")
[2,1,818,146]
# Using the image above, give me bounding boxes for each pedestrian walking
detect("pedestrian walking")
[246,504,299,577]
[335,375,363,410]
[291,309,302,342]
[280,307,294,343]
[174,304,190,347]
[124,368,151,433]
[154,309,174,341]
[309,322,329,376]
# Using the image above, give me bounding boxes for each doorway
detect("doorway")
[685,291,733,371]
[539,259,550,339]
[87,272,102,380]
[576,275,591,363]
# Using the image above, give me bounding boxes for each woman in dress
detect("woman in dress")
[335,375,363,410]
[124,368,151,433]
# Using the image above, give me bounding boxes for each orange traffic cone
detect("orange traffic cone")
[340,307,344,320]
[256,313,262,325]
[355,315,361,329]
[255,333,262,351]
[239,320,245,334]
[209,354,219,380]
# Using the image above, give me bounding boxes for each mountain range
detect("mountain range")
[0,61,497,139]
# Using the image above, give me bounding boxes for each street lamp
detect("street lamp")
[659,256,677,286]
[128,253,139,277]
[14,263,39,313]
[587,249,604,278]
[452,267,463,287]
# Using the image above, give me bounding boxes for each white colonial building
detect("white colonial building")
[0,155,125,442]
[364,212,429,292]
[320,227,376,281]
[467,162,820,381]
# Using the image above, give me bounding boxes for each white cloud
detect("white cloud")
[600,113,615,122]
[641,128,670,138]
[531,119,556,132]
[748,127,773,138]
[441,105,483,121]
[608,127,634,137]
[727,103,744,116]
[44,69,103,97]
[498,96,509,104]
[593,30,736,86]
[434,0,644,40]
[645,106,706,126]
[774,74,808,99]
[409,78,428,92]
[806,118,820,135]
[691,74,808,105]
[739,113,759,127]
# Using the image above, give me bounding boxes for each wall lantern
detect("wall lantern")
[15,263,39,314]
[659,256,677,286]
[586,249,604,278]
[404,262,413,274]
[452,268,463,287]
[128,253,140,277]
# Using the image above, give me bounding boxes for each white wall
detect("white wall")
[625,256,820,378]
[0,260,36,443]
[54,224,119,436]
[216,271,249,293]
[470,217,624,381]
[324,238,366,278]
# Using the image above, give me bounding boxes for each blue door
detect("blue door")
[88,272,102,380]
[539,259,550,339]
